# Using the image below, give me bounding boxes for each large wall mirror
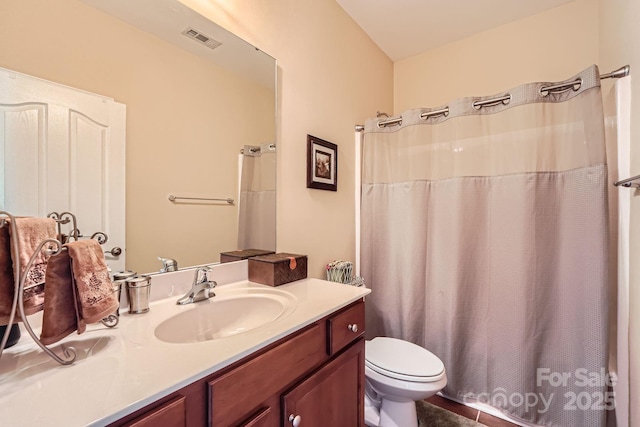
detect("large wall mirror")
[0,0,276,274]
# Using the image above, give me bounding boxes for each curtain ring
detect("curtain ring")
[539,78,583,97]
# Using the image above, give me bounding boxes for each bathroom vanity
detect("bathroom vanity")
[0,274,369,426]
[111,299,365,426]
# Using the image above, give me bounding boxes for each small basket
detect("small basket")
[326,260,365,287]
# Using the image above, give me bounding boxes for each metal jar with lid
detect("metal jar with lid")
[126,275,152,314]
[113,270,137,282]
[112,270,137,315]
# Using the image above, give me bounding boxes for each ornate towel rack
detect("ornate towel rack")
[0,211,118,366]
[47,211,109,244]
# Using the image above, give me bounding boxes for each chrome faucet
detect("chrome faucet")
[158,257,178,273]
[176,267,217,305]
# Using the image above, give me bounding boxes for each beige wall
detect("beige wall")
[599,0,640,424]
[0,0,275,274]
[394,0,599,113]
[178,0,394,278]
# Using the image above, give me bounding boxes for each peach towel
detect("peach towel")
[68,240,118,333]
[40,239,118,343]
[0,218,56,325]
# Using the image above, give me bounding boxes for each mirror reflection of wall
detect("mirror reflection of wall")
[0,0,276,274]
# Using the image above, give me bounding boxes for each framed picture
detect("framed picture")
[307,135,337,191]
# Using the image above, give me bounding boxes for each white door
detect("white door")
[0,68,126,272]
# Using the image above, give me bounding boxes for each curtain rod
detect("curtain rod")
[354,64,630,132]
[601,64,630,79]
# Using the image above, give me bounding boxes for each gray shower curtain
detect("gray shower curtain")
[361,66,609,427]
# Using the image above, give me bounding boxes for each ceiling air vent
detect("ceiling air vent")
[181,27,222,50]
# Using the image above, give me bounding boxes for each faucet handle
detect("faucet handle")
[195,266,213,283]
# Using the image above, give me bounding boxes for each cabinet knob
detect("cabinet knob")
[288,414,302,426]
[348,323,358,333]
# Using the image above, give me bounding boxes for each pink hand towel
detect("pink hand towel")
[66,240,118,333]
[0,218,56,324]
[10,218,57,316]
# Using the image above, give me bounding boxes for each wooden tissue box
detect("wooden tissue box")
[248,253,308,286]
[220,249,275,263]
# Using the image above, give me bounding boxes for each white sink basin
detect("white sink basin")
[154,287,297,343]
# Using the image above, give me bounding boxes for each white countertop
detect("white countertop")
[0,276,370,426]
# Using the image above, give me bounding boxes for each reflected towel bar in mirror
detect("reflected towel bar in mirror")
[614,174,640,189]
[168,195,235,204]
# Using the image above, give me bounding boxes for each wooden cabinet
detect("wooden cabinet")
[108,299,365,427]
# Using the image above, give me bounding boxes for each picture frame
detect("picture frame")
[307,135,337,191]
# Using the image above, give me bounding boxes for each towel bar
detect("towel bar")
[168,194,234,204]
[614,174,640,188]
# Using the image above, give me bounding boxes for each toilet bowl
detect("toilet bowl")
[364,337,447,427]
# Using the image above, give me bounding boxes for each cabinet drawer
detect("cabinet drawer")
[125,395,186,427]
[209,323,325,426]
[327,300,365,355]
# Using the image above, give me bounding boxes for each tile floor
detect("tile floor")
[426,395,520,427]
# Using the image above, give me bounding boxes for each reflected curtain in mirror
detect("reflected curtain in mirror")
[237,144,276,250]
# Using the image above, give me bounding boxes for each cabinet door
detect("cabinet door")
[282,338,364,427]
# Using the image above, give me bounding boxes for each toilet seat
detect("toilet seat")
[365,337,445,383]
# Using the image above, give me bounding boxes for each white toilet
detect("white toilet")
[364,337,447,427]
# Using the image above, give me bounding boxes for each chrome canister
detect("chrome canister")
[125,275,151,314]
[112,270,137,315]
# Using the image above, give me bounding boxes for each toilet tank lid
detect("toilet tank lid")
[366,337,445,378]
